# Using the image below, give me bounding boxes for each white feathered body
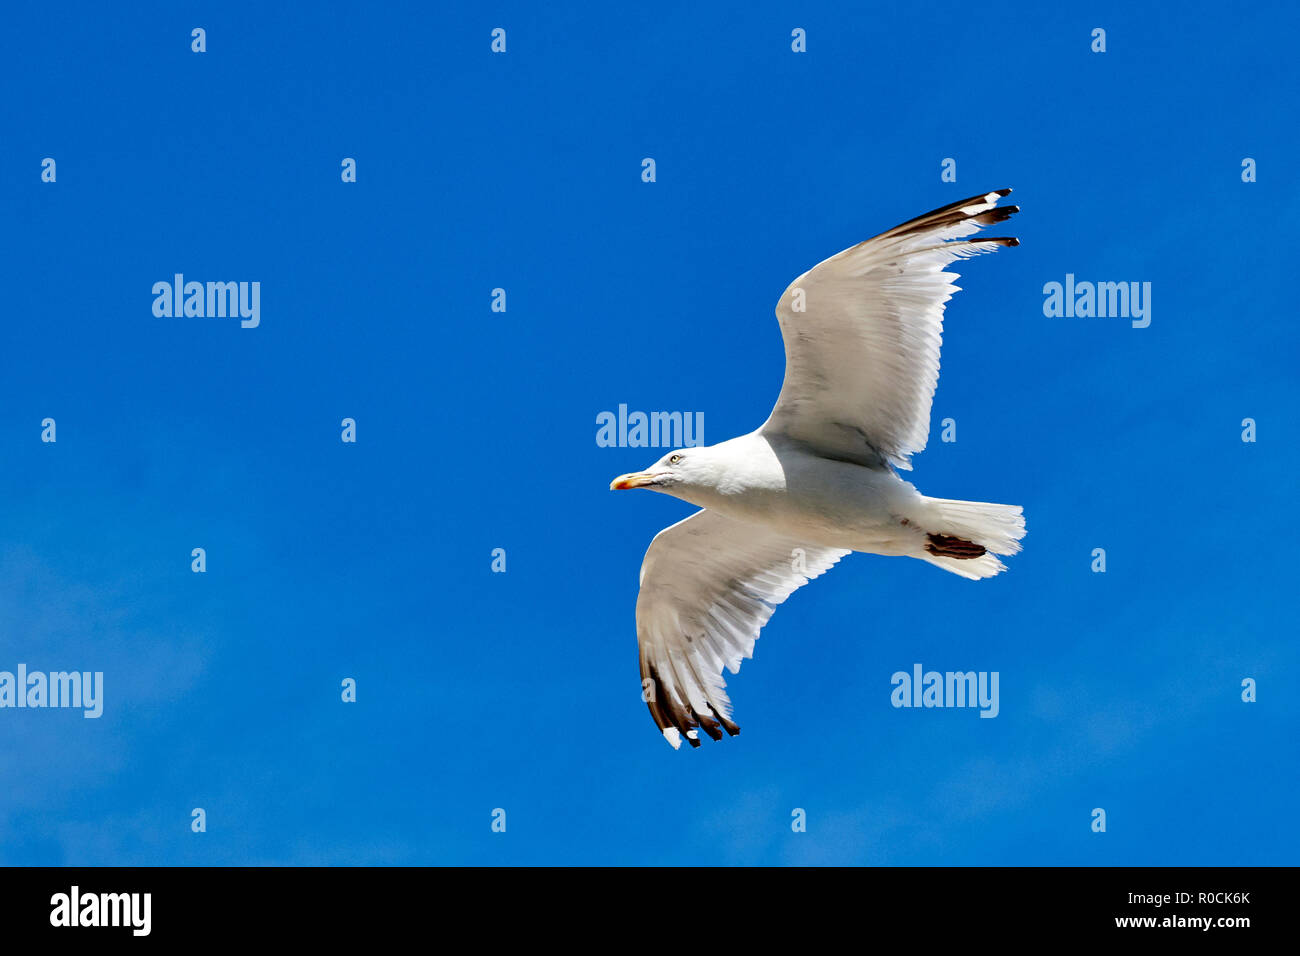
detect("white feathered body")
[662,432,1023,579]
[665,432,920,552]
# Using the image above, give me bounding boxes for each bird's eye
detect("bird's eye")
[669,454,682,465]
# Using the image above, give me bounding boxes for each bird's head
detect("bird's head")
[610,448,707,496]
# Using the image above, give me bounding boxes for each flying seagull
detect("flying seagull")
[610,189,1026,749]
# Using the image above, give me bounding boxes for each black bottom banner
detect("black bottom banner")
[0,865,1282,942]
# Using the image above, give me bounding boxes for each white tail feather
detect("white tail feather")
[920,496,1026,579]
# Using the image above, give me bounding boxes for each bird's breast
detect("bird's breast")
[696,457,914,549]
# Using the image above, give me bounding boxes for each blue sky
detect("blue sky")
[1,0,1296,865]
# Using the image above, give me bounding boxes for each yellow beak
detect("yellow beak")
[610,471,657,490]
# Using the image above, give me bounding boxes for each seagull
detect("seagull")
[610,189,1027,749]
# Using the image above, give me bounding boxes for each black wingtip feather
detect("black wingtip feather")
[880,188,1019,242]
[697,710,724,741]
[641,652,743,748]
[707,703,741,738]
[973,205,1019,227]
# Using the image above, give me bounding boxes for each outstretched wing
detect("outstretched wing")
[762,189,1019,471]
[635,509,849,749]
